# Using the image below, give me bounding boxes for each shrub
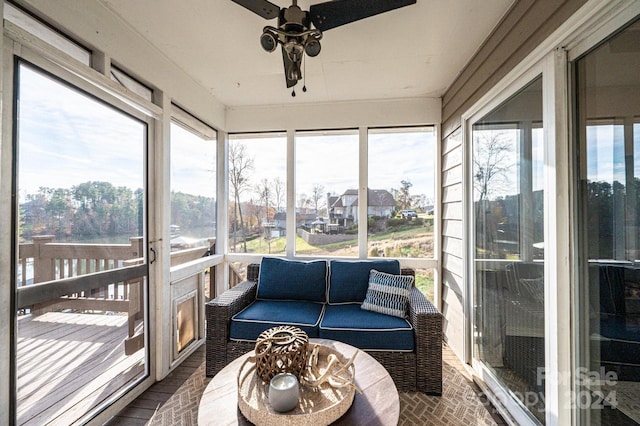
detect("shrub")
[387,217,405,227]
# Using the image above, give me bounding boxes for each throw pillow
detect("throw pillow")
[361,269,413,318]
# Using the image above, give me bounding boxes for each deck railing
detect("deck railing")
[17,235,217,354]
[18,235,217,291]
[17,235,143,313]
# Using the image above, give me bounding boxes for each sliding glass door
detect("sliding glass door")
[13,62,149,425]
[575,18,640,425]
[472,76,545,424]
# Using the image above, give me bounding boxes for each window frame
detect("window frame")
[2,41,157,424]
[461,3,640,425]
[225,126,439,277]
[467,71,548,425]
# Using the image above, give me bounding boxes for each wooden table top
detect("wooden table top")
[198,338,399,426]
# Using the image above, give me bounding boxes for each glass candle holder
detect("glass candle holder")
[268,373,299,412]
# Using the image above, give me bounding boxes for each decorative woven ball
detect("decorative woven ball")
[254,326,309,383]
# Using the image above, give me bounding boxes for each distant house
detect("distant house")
[327,189,396,226]
[273,211,318,231]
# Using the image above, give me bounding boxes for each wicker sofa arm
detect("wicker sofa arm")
[205,278,258,377]
[408,286,443,395]
[209,279,257,314]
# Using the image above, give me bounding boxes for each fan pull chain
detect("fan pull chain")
[302,54,307,93]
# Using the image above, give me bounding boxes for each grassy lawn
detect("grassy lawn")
[232,227,433,302]
[415,270,434,303]
[233,225,435,303]
[368,226,430,242]
[237,235,328,254]
[237,224,431,254]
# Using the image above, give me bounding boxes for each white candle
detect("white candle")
[271,374,297,390]
[269,373,299,412]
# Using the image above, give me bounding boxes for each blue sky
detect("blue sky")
[586,124,637,183]
[18,64,144,202]
[19,63,435,208]
[232,129,436,206]
[170,123,216,198]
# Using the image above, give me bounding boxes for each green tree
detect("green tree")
[398,180,413,210]
[46,188,69,233]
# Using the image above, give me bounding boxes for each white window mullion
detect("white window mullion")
[217,130,230,294]
[286,130,296,257]
[1,29,14,426]
[543,48,573,426]
[153,92,171,381]
[358,126,368,258]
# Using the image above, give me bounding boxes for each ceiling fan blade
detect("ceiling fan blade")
[310,0,416,31]
[231,0,280,19]
[281,47,298,88]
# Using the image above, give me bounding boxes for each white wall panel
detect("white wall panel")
[226,97,441,132]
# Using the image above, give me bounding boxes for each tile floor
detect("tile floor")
[108,343,507,425]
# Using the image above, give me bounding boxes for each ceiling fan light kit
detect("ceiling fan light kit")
[232,0,417,95]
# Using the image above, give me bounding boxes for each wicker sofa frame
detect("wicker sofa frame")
[205,263,443,395]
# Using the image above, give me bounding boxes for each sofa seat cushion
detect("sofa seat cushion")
[257,257,328,302]
[319,304,414,351]
[230,300,325,341]
[328,259,400,304]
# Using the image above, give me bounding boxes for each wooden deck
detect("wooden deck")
[17,311,146,426]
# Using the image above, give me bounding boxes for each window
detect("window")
[295,130,359,256]
[575,18,640,425]
[368,127,436,258]
[170,120,217,266]
[14,62,148,425]
[472,76,545,423]
[228,133,287,254]
[227,128,437,265]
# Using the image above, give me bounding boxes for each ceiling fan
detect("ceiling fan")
[232,0,417,96]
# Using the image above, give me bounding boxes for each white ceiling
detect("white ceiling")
[98,0,514,108]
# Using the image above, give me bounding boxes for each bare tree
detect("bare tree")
[255,178,276,253]
[311,184,326,216]
[255,178,273,223]
[297,193,309,213]
[273,177,284,212]
[473,130,514,255]
[229,143,254,252]
[473,131,513,202]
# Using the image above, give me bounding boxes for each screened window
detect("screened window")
[368,127,436,257]
[295,130,359,256]
[228,133,287,254]
[169,120,217,266]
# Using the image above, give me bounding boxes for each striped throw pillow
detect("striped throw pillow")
[361,269,413,318]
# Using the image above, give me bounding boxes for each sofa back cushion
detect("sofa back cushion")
[328,259,400,304]
[257,257,328,302]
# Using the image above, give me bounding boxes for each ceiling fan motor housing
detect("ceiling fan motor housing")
[231,0,417,90]
[280,5,309,32]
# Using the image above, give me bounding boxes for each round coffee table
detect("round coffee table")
[198,338,400,425]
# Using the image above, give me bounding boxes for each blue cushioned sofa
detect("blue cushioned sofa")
[206,257,443,394]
